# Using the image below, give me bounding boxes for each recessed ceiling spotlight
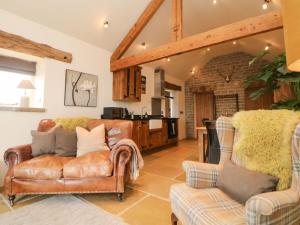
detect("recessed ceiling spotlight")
[207,47,211,52]
[103,21,109,28]
[167,58,171,62]
[233,41,237,45]
[141,42,146,49]
[264,44,271,51]
[262,0,271,10]
[190,69,195,74]
[213,0,217,5]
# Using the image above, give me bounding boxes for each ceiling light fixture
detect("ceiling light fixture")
[233,41,237,45]
[190,69,195,74]
[264,44,271,51]
[262,0,271,10]
[213,0,217,5]
[167,58,171,62]
[207,47,211,52]
[141,42,146,49]
[103,21,109,28]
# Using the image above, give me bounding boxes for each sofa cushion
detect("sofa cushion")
[63,151,113,178]
[55,127,77,156]
[31,126,58,157]
[14,155,73,180]
[76,125,109,157]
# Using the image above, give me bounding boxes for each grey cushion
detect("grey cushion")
[31,126,57,156]
[216,160,279,204]
[55,127,77,156]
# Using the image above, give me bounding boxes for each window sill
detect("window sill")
[0,106,46,113]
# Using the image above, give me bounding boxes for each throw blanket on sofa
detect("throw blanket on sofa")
[232,110,300,190]
[112,139,144,180]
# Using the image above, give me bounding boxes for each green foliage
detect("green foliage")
[246,52,300,110]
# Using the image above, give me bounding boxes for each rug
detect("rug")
[0,195,128,225]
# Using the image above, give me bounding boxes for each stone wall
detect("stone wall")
[185,52,268,138]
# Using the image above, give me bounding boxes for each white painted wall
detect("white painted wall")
[0,9,118,185]
[0,9,186,185]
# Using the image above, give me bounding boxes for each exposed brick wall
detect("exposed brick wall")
[185,52,268,138]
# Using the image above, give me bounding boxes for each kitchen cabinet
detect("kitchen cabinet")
[113,66,141,102]
[132,120,149,151]
[149,129,163,149]
[131,118,178,151]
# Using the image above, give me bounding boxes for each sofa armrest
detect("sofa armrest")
[246,189,300,217]
[110,144,132,177]
[4,144,33,168]
[183,161,222,189]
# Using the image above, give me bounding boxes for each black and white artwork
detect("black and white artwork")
[64,69,98,107]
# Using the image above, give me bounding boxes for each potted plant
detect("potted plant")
[245,52,300,110]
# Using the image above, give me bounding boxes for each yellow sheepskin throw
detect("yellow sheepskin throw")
[54,117,92,131]
[232,110,300,190]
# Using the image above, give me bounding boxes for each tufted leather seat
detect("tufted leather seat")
[14,155,73,180]
[63,151,113,178]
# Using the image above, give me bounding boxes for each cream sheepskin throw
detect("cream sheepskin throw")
[232,110,300,190]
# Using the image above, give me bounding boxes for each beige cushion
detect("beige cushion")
[76,124,109,157]
[55,127,77,156]
[216,160,279,204]
[31,126,58,156]
[14,155,73,180]
[63,151,113,178]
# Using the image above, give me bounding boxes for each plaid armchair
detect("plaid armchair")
[170,117,300,225]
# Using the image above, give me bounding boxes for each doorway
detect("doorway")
[194,92,214,127]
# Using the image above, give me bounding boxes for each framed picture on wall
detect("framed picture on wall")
[64,69,98,107]
[141,75,146,94]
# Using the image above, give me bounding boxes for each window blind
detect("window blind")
[0,55,36,75]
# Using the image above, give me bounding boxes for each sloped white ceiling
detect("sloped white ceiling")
[0,0,284,80]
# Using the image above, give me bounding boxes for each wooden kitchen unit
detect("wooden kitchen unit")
[113,66,142,102]
[131,118,178,152]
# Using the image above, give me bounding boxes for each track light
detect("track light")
[262,0,271,10]
[103,21,109,28]
[264,44,271,51]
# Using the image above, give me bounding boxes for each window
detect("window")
[0,71,33,105]
[0,55,36,106]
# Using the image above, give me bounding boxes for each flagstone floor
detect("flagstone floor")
[0,139,198,225]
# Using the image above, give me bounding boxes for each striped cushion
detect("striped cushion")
[170,183,246,225]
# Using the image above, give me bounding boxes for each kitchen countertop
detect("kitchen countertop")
[117,116,179,121]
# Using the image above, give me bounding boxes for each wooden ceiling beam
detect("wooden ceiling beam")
[110,0,165,62]
[165,81,182,91]
[110,11,282,72]
[0,30,72,63]
[172,0,183,41]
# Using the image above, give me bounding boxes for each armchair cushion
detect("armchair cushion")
[183,161,221,189]
[170,183,246,225]
[217,160,279,204]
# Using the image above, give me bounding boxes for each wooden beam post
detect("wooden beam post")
[110,0,165,62]
[0,30,72,63]
[172,0,183,41]
[110,11,282,72]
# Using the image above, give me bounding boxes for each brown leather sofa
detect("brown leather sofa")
[3,119,133,206]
